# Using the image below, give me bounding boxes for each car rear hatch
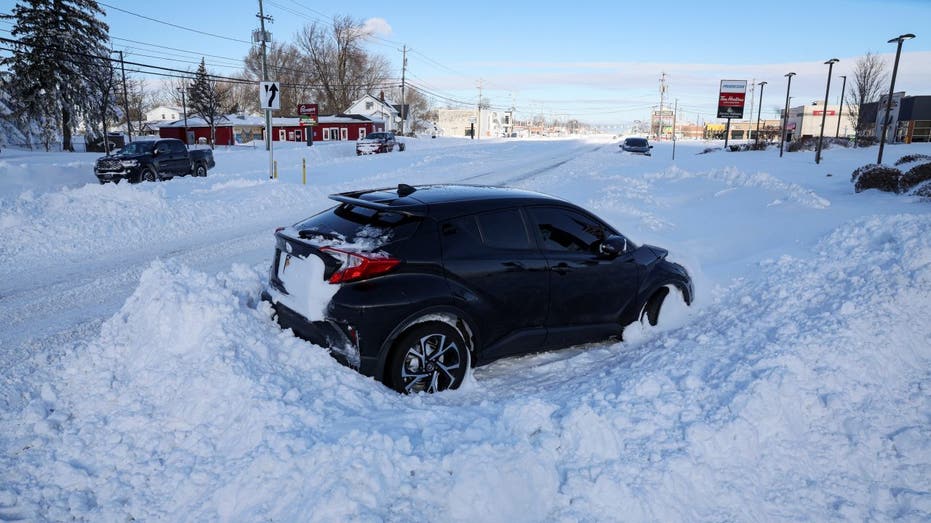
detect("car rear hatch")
[267,188,427,322]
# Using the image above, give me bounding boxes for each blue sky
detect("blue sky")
[1,0,929,125]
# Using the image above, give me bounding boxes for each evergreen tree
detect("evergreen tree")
[187,58,229,149]
[1,0,110,151]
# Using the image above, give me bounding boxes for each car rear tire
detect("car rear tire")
[640,286,670,327]
[388,321,469,394]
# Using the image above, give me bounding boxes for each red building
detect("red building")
[158,114,381,145]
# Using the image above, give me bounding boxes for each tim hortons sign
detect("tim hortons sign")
[717,80,747,119]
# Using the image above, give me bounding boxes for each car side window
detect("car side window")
[476,209,531,249]
[530,207,607,253]
[169,141,186,154]
[441,215,482,256]
[441,209,532,254]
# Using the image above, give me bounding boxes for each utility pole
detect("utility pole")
[658,72,667,140]
[177,87,188,144]
[400,45,407,136]
[256,0,273,152]
[118,50,132,143]
[748,77,755,136]
[477,79,483,140]
[672,98,678,160]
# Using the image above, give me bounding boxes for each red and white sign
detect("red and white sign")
[297,103,318,125]
[717,80,747,119]
[813,110,836,116]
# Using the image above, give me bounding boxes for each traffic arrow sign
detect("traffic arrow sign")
[260,81,280,110]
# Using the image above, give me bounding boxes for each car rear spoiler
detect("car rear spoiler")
[328,194,426,217]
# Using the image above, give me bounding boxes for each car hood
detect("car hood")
[358,138,385,144]
[97,152,149,162]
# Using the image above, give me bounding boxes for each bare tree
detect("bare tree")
[121,77,147,136]
[296,15,392,113]
[845,52,887,145]
[84,56,119,153]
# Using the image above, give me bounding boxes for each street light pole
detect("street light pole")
[815,58,839,164]
[835,75,847,138]
[755,81,767,147]
[877,33,916,165]
[780,72,796,158]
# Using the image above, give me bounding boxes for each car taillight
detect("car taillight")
[320,247,400,284]
[275,227,285,233]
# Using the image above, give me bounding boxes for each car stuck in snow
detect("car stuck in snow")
[263,183,693,393]
[356,132,405,155]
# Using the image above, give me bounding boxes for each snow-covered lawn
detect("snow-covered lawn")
[1,136,929,521]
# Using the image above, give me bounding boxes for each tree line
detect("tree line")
[0,1,431,151]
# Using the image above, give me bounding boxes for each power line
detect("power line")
[98,1,251,44]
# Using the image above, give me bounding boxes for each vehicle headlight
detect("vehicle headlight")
[121,160,139,167]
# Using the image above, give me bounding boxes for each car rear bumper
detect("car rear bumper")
[261,290,372,373]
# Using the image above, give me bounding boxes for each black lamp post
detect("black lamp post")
[815,58,839,164]
[755,81,767,147]
[779,72,796,158]
[877,33,916,165]
[835,75,847,138]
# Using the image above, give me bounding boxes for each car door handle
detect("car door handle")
[552,263,570,275]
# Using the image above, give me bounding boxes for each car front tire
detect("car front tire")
[194,163,207,177]
[387,321,469,394]
[140,167,158,183]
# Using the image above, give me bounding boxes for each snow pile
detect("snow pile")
[3,211,929,521]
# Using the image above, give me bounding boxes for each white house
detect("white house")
[144,105,184,123]
[345,94,405,133]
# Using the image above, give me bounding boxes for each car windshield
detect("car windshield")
[365,133,387,140]
[118,142,155,155]
[625,138,648,146]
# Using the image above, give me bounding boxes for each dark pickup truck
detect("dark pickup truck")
[94,138,215,184]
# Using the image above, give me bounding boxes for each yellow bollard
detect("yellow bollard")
[273,160,278,179]
[302,158,306,185]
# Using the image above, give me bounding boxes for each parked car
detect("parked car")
[356,132,405,155]
[263,184,693,394]
[94,138,215,184]
[621,137,653,155]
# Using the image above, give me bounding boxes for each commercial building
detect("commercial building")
[436,109,513,138]
[860,93,931,143]
[781,101,852,141]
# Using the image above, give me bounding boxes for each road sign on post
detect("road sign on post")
[260,82,280,110]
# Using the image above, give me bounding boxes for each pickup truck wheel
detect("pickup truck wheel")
[193,163,207,177]
[140,167,158,183]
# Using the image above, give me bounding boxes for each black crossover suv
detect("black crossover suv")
[263,184,692,393]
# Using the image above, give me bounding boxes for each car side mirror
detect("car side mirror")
[649,145,654,149]
[598,235,628,258]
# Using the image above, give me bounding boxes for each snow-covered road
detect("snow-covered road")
[1,136,929,521]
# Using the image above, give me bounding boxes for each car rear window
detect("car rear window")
[293,204,420,250]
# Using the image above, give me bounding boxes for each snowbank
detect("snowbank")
[3,212,929,521]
